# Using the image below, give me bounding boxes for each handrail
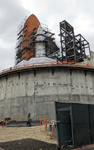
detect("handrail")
[0,61,94,74]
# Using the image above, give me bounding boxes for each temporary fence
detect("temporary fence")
[40,117,45,126]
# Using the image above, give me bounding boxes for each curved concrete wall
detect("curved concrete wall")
[0,67,94,121]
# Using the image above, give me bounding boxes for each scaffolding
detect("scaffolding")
[42,29,60,59]
[15,17,28,64]
[59,20,90,62]
[15,18,90,65]
[75,34,90,61]
[15,18,60,65]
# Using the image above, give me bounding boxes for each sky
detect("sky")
[0,0,94,71]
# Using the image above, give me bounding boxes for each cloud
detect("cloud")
[0,0,30,71]
[20,0,94,52]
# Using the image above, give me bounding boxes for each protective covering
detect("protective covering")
[55,102,94,149]
[16,56,57,66]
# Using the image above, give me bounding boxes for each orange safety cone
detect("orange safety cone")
[40,118,41,126]
[45,121,47,131]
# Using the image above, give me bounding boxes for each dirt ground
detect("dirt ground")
[0,124,57,150]
[0,138,57,150]
[1,125,94,150]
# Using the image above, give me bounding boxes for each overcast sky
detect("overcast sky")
[0,0,94,71]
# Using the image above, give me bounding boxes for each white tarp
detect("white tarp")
[16,57,57,67]
[36,25,45,57]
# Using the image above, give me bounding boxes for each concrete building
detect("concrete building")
[0,14,93,121]
[0,58,94,121]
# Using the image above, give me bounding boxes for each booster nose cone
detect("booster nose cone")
[22,14,40,60]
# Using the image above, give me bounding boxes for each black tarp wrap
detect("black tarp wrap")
[5,120,43,127]
[55,102,94,148]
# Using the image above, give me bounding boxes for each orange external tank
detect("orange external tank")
[22,14,40,60]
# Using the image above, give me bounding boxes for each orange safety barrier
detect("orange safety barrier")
[40,117,46,126]
[44,117,45,125]
[45,121,47,131]
[1,61,94,74]
[51,122,53,136]
[40,118,41,126]
[2,120,5,128]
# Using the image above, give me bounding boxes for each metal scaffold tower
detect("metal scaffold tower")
[75,34,90,61]
[43,30,60,59]
[15,16,91,65]
[15,17,60,65]
[15,17,28,64]
[59,20,90,62]
[59,20,75,62]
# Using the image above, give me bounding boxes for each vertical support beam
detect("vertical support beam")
[73,28,76,60]
[89,44,91,57]
[59,20,75,62]
[60,22,63,62]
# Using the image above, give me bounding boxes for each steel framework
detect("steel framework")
[15,18,91,65]
[75,34,90,61]
[59,20,90,62]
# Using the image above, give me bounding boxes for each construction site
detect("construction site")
[0,14,93,121]
[15,14,59,65]
[1,13,94,149]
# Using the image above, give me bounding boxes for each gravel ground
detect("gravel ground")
[0,125,57,144]
[0,124,57,150]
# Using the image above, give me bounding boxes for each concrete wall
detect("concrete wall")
[0,67,94,121]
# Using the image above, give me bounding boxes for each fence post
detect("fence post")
[45,121,47,131]
[40,118,41,126]
[44,117,45,125]
[51,122,53,136]
[2,120,5,128]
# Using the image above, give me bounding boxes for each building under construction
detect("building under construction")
[16,15,90,65]
[0,14,93,121]
[59,20,90,62]
[15,14,60,65]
